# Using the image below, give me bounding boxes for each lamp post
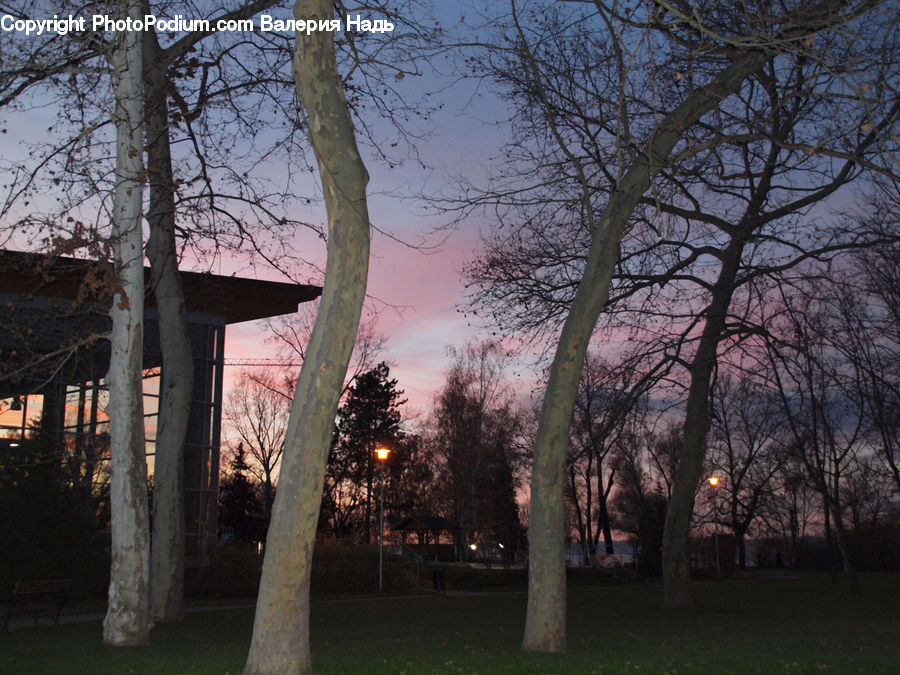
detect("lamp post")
[708,475,721,578]
[375,446,390,591]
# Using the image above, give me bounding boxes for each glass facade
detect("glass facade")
[142,311,225,563]
[0,250,320,565]
[0,312,225,564]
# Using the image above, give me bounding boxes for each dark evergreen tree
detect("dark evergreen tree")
[218,443,266,547]
[322,363,406,541]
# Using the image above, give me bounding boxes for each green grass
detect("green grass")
[1,573,897,673]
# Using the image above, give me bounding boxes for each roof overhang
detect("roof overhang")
[0,249,321,325]
[0,249,322,397]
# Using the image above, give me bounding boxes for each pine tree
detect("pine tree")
[218,444,266,546]
[323,363,406,540]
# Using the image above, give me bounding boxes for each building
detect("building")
[0,249,320,561]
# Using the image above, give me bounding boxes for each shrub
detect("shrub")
[0,456,103,602]
[311,541,411,595]
[185,544,262,599]
[184,541,416,599]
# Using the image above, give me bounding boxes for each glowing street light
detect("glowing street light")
[376,446,390,591]
[708,475,721,578]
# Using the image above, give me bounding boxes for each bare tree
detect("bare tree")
[761,275,868,593]
[461,0,898,620]
[761,450,818,568]
[707,376,786,567]
[3,0,439,645]
[224,369,292,526]
[609,421,680,576]
[266,300,388,396]
[244,1,372,670]
[453,0,892,647]
[565,353,645,562]
[141,0,301,623]
[1,0,307,624]
[430,341,524,559]
[102,0,151,646]
[838,243,900,493]
[513,5,770,648]
[747,234,900,581]
[2,0,436,625]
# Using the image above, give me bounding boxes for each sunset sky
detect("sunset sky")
[221,27,522,419]
[0,3,530,423]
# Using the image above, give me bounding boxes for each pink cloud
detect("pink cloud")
[219,217,493,417]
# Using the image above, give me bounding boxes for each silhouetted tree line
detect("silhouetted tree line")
[559,246,900,578]
[219,354,525,559]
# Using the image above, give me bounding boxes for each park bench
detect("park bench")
[1,579,72,631]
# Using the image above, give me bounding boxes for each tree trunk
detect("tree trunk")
[103,0,152,645]
[522,50,769,653]
[262,475,274,527]
[662,241,745,608]
[598,491,614,556]
[662,99,802,604]
[584,456,594,558]
[244,1,370,672]
[365,450,373,544]
[829,503,861,595]
[567,466,589,565]
[144,29,193,624]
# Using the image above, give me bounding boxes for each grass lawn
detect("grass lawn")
[1,573,897,673]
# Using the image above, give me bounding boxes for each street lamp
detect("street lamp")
[375,446,390,591]
[708,475,721,578]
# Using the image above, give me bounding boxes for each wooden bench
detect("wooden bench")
[1,579,72,631]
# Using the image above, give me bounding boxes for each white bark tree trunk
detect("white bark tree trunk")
[244,1,370,672]
[103,0,153,647]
